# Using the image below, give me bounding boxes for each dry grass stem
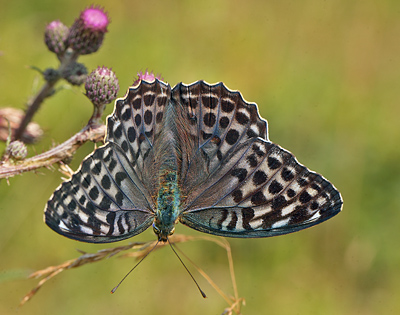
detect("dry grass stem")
[21,235,244,314]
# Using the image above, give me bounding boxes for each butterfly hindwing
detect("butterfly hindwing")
[180,138,342,237]
[45,142,155,243]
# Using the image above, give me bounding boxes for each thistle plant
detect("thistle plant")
[0,6,114,178]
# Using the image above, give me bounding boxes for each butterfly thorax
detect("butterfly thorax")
[154,170,181,242]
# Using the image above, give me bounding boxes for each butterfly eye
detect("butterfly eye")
[152,223,161,235]
[168,227,175,236]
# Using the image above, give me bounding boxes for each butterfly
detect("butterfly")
[45,79,342,243]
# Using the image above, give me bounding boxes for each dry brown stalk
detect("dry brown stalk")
[20,235,244,314]
[0,123,106,179]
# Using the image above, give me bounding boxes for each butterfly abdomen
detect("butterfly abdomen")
[154,170,181,241]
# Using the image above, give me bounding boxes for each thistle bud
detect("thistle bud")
[62,62,88,86]
[85,66,119,107]
[6,140,27,160]
[67,6,109,55]
[133,70,163,86]
[43,68,60,83]
[44,20,69,55]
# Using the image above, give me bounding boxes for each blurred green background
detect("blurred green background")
[1,0,399,314]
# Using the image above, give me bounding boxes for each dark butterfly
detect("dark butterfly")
[45,80,342,243]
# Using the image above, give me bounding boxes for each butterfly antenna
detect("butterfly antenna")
[111,239,160,294]
[167,237,207,298]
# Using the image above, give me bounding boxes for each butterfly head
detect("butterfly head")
[153,220,175,242]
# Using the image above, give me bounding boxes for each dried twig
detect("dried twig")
[0,123,106,179]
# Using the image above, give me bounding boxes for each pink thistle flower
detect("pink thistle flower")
[133,70,164,86]
[67,6,109,55]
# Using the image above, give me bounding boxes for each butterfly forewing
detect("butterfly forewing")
[45,143,155,242]
[106,80,171,193]
[172,81,268,197]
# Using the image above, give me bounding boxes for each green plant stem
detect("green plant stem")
[14,49,78,140]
